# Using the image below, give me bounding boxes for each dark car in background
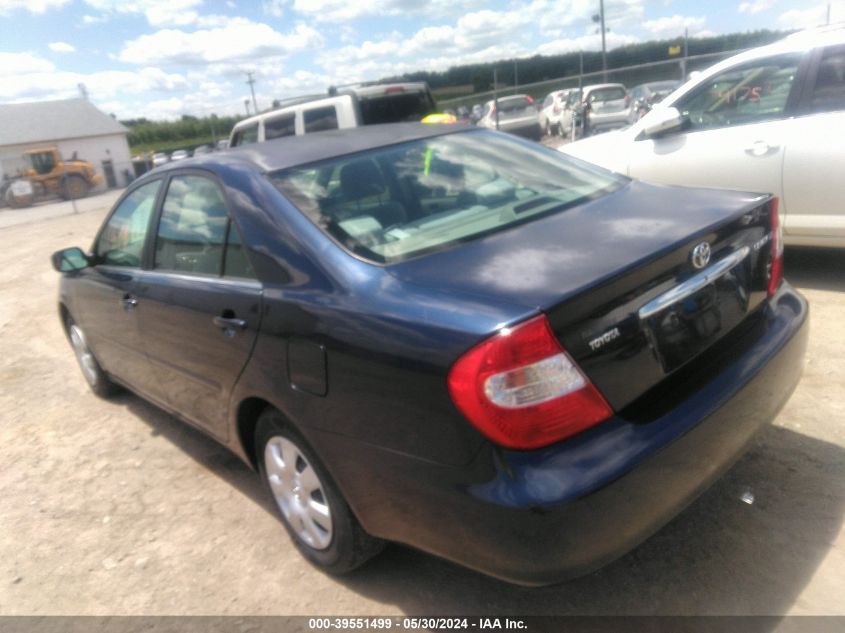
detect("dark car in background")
[52,124,807,585]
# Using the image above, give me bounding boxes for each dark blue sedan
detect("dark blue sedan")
[52,123,808,585]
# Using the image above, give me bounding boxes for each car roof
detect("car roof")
[155,122,474,175]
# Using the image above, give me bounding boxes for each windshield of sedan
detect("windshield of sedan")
[270,130,625,263]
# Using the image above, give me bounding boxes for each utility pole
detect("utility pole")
[493,67,500,130]
[599,0,607,82]
[244,99,250,116]
[246,71,258,114]
[514,59,518,90]
[682,27,689,82]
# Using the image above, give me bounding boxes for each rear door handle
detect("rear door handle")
[121,294,138,310]
[213,316,247,330]
[744,140,779,156]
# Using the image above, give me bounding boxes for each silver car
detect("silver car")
[477,95,542,140]
[579,83,630,135]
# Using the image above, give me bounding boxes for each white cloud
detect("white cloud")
[778,3,844,29]
[291,0,487,22]
[0,52,55,76]
[118,19,322,66]
[81,13,107,23]
[738,0,775,14]
[642,14,707,37]
[48,41,76,53]
[0,0,69,14]
[82,0,203,27]
[262,0,283,17]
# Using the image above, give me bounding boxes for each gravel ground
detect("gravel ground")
[0,192,843,616]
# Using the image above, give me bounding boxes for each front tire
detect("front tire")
[66,318,119,398]
[256,409,384,574]
[62,175,90,200]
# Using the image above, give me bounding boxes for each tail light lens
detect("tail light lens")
[525,95,534,105]
[767,197,784,296]
[447,315,613,450]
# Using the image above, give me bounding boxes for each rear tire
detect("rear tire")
[62,175,90,200]
[255,409,385,574]
[66,317,120,398]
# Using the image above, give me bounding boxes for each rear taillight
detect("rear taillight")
[767,197,784,296]
[447,315,613,450]
[385,86,405,94]
[525,95,534,105]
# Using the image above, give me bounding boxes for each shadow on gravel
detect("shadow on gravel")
[785,247,845,293]
[119,395,276,515]
[116,387,845,617]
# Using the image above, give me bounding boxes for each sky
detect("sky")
[1,0,843,120]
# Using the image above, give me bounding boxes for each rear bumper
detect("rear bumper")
[587,111,630,131]
[314,284,808,585]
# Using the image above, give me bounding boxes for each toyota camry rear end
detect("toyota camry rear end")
[58,124,807,586]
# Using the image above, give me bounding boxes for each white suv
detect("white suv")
[561,26,845,248]
[229,83,436,148]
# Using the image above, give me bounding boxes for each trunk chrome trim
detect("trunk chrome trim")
[638,246,751,320]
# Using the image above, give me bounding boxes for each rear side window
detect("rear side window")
[231,123,258,147]
[304,106,339,133]
[153,175,255,278]
[154,176,229,275]
[809,47,845,113]
[96,180,160,267]
[265,113,296,140]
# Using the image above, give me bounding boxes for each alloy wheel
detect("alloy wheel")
[264,436,333,550]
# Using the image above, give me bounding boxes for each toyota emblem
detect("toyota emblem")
[691,242,711,269]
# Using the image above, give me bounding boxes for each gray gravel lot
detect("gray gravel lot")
[0,192,843,616]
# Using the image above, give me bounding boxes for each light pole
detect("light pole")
[592,0,608,82]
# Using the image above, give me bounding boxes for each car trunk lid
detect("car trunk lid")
[388,181,776,411]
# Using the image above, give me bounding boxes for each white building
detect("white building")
[0,98,131,190]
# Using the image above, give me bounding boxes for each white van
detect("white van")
[228,83,437,148]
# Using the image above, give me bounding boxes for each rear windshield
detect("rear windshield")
[359,91,436,124]
[270,130,625,264]
[589,87,626,102]
[498,97,534,112]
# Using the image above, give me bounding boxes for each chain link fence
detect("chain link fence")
[438,49,747,111]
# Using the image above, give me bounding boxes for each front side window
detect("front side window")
[304,106,339,133]
[809,47,845,113]
[675,55,801,131]
[96,180,160,267]
[271,130,625,263]
[154,175,229,275]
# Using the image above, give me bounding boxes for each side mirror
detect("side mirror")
[51,247,91,273]
[641,106,684,138]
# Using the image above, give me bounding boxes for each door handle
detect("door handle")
[744,140,779,157]
[121,294,138,310]
[213,316,247,330]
